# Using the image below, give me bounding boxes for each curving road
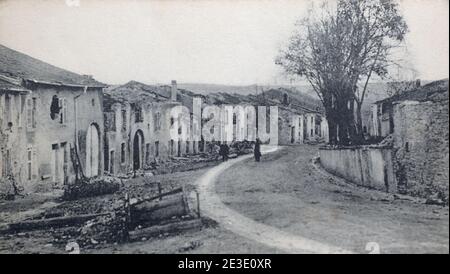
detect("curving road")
[196,145,449,254]
[196,145,352,254]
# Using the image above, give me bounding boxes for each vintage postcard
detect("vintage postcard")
[0,0,448,259]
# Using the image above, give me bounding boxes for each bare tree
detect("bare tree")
[276,0,408,145]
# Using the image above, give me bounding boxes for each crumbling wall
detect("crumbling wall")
[0,92,31,194]
[277,109,296,145]
[0,85,105,194]
[319,146,396,192]
[392,99,449,203]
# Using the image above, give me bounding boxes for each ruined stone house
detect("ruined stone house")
[0,44,331,194]
[370,80,422,138]
[103,80,199,175]
[389,79,449,202]
[323,79,449,203]
[205,88,327,146]
[0,44,105,193]
[278,109,326,145]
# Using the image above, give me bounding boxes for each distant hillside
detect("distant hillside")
[178,83,317,96]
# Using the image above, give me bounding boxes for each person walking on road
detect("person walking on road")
[219,143,229,162]
[254,138,261,162]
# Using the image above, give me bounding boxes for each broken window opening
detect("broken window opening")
[145,143,150,164]
[121,110,127,131]
[135,106,143,123]
[27,147,33,181]
[50,95,61,120]
[154,141,159,157]
[169,139,174,156]
[154,112,161,131]
[120,143,126,164]
[109,150,115,174]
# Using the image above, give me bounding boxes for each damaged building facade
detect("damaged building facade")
[102,81,329,176]
[0,45,105,193]
[103,81,199,175]
[1,44,328,194]
[321,79,449,204]
[373,79,449,202]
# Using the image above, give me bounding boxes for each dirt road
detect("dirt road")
[202,145,449,254]
[1,145,447,254]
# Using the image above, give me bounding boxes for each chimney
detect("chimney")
[171,80,177,101]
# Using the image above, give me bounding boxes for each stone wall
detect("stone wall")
[319,146,396,193]
[320,85,449,203]
[1,85,104,194]
[392,98,449,203]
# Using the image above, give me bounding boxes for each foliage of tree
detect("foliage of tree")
[276,0,408,145]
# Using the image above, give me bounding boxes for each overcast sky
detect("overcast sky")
[0,0,448,85]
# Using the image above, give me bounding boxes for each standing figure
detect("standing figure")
[254,138,261,162]
[219,143,229,162]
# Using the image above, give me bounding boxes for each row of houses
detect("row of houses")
[0,44,325,194]
[102,80,329,176]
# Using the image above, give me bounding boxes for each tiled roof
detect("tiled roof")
[0,44,105,87]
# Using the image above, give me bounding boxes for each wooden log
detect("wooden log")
[132,187,183,206]
[129,218,202,240]
[131,194,188,224]
[1,213,111,234]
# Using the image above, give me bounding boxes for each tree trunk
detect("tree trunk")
[355,101,364,143]
[336,97,351,145]
[326,114,338,145]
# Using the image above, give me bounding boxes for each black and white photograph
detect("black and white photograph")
[0,0,448,258]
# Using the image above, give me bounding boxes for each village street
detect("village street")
[0,145,448,254]
[85,145,448,254]
[210,145,449,254]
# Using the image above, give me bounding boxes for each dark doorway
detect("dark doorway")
[291,127,295,143]
[133,130,144,171]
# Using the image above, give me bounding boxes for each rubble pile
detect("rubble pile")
[150,157,217,175]
[27,183,201,249]
[76,210,129,248]
[0,144,251,250]
[229,140,255,156]
[62,176,122,201]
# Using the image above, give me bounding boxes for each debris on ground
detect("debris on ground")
[1,181,204,250]
[178,240,203,252]
[77,210,129,248]
[62,176,122,201]
[0,148,251,252]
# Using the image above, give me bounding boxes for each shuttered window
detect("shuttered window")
[26,98,37,130]
[26,147,38,181]
[59,98,67,124]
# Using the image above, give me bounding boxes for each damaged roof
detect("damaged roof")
[104,80,201,112]
[0,44,105,88]
[376,79,449,104]
[0,76,29,93]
